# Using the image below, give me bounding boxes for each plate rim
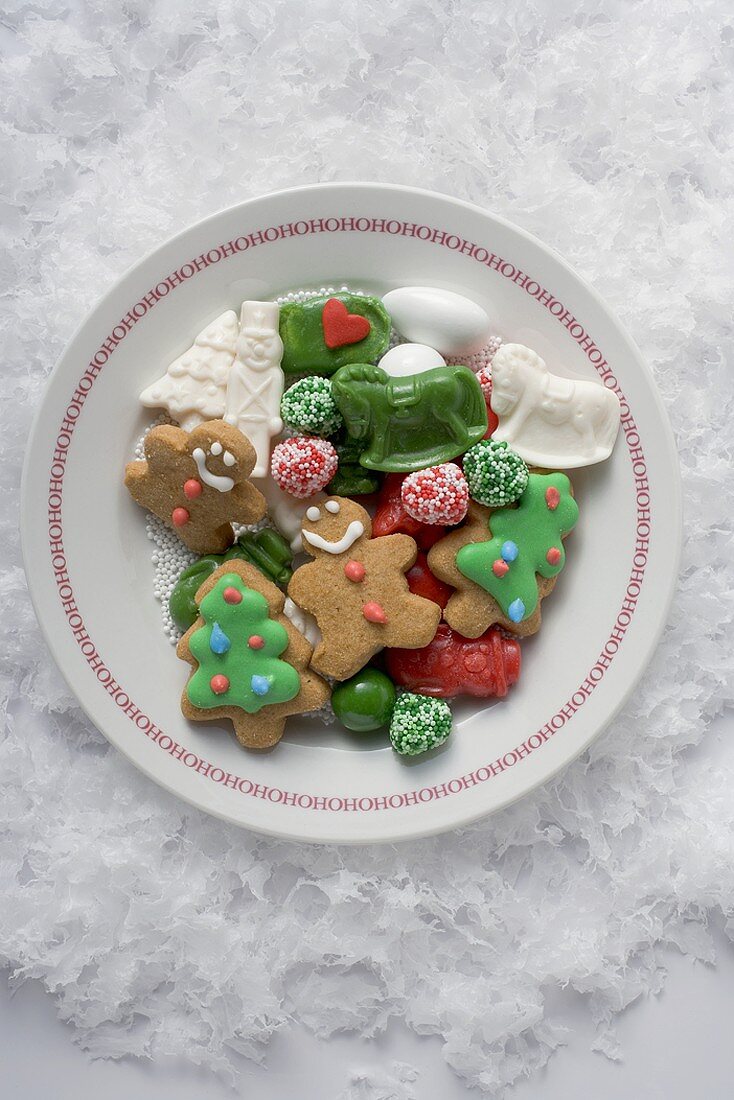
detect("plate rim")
[20,182,683,844]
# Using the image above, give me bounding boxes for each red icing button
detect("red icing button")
[492,559,510,577]
[248,634,265,649]
[210,674,229,695]
[362,601,388,624]
[183,478,203,499]
[223,586,242,604]
[546,546,561,565]
[321,298,371,349]
[344,560,366,582]
[171,507,190,526]
[545,486,560,510]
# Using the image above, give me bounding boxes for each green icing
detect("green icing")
[279,293,390,375]
[186,573,300,713]
[455,473,579,623]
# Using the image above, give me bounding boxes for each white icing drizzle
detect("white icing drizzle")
[303,520,364,555]
[325,500,341,513]
[306,506,321,521]
[191,447,234,492]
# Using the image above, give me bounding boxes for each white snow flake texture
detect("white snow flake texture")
[1,2,733,1096]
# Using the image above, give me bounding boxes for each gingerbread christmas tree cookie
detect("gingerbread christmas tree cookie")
[428,473,578,637]
[287,497,442,680]
[125,420,266,554]
[177,560,330,749]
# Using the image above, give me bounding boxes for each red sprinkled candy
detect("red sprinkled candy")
[362,601,388,624]
[344,560,366,582]
[545,486,560,510]
[171,507,189,526]
[546,546,561,565]
[271,436,339,499]
[492,559,510,577]
[248,634,265,649]
[223,586,242,604]
[210,674,230,695]
[400,463,469,526]
[183,478,203,499]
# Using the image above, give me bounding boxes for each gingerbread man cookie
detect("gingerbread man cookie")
[177,560,330,749]
[287,497,442,680]
[428,474,578,638]
[125,420,266,554]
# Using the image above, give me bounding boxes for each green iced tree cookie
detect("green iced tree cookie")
[455,472,579,624]
[186,572,300,712]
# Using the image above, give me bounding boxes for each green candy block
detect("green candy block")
[456,472,579,624]
[279,293,390,375]
[326,432,381,496]
[332,363,487,472]
[169,528,293,632]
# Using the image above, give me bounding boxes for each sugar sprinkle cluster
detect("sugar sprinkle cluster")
[401,462,469,526]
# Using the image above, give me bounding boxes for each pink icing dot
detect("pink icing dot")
[248,634,265,649]
[171,507,190,526]
[184,478,203,499]
[546,546,561,565]
[362,601,388,624]
[210,674,229,695]
[223,586,242,604]
[545,486,560,510]
[344,560,366,582]
[492,559,509,577]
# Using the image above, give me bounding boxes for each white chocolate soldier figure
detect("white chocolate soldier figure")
[224,301,285,477]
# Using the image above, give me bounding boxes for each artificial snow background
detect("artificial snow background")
[1,1,733,1096]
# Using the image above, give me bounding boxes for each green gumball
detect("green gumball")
[331,669,397,732]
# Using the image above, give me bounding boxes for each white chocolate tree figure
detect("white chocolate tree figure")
[140,310,238,431]
[224,301,285,477]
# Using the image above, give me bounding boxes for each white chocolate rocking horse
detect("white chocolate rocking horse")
[490,343,621,468]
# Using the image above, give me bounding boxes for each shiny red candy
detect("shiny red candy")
[386,623,521,699]
[372,473,446,550]
[406,552,453,610]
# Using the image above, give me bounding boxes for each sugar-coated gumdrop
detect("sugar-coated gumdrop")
[389,693,452,756]
[280,376,343,437]
[271,436,339,499]
[331,668,396,732]
[386,624,521,699]
[463,439,529,507]
[400,463,469,526]
[210,674,230,695]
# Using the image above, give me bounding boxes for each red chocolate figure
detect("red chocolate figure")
[386,623,521,698]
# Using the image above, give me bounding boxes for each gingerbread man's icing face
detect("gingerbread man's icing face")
[300,498,372,558]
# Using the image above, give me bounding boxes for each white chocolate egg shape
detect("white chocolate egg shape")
[490,343,621,468]
[382,286,491,357]
[378,343,446,377]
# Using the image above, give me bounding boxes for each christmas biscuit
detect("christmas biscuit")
[177,560,330,750]
[125,420,266,554]
[287,497,442,681]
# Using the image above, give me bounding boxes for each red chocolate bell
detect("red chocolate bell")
[386,624,521,699]
[372,473,446,550]
[406,551,453,610]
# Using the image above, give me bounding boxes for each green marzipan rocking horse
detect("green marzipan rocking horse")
[331,363,488,472]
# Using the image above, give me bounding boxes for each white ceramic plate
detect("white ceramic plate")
[21,183,681,844]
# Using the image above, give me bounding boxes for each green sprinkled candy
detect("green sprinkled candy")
[389,693,452,756]
[463,439,529,508]
[280,377,343,437]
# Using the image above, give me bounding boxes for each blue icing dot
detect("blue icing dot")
[508,597,525,623]
[251,674,271,696]
[209,622,230,654]
[501,540,519,563]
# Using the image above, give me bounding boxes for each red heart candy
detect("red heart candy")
[321,298,371,349]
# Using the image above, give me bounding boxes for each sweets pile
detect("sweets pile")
[126,287,621,756]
